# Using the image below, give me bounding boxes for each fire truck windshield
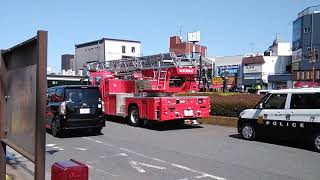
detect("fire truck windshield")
[169,76,186,87]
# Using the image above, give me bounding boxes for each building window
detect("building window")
[304,27,312,33]
[307,47,311,52]
[300,72,304,80]
[311,71,314,80]
[122,46,126,53]
[131,47,135,53]
[316,71,320,80]
[306,71,310,79]
[296,71,300,80]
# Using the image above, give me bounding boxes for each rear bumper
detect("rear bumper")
[60,116,105,130]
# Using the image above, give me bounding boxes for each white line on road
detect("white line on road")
[129,160,146,173]
[83,137,227,180]
[139,162,166,170]
[75,148,88,151]
[116,153,128,157]
[46,144,56,147]
[171,164,226,180]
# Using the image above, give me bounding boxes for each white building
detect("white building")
[208,55,244,89]
[242,37,292,90]
[75,38,141,72]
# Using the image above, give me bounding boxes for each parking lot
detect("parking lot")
[43,121,320,180]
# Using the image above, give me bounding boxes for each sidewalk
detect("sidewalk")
[6,147,34,180]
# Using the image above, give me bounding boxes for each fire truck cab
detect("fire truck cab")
[87,53,211,127]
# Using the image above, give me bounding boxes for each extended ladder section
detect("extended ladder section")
[110,52,197,73]
[85,52,197,74]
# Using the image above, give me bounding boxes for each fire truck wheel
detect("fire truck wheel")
[241,123,256,141]
[313,133,320,152]
[51,119,61,137]
[129,106,142,127]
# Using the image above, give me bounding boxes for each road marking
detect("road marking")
[52,147,60,149]
[46,144,56,147]
[95,140,103,143]
[83,137,227,180]
[116,153,128,157]
[129,160,146,173]
[171,164,226,180]
[139,162,166,170]
[75,148,88,151]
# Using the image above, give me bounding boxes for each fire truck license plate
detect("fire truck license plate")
[80,108,90,114]
[184,110,193,116]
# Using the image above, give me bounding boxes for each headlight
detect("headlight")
[239,110,246,117]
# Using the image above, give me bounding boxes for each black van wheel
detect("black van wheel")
[51,119,61,137]
[241,123,256,140]
[92,128,102,135]
[128,106,143,127]
[313,133,320,152]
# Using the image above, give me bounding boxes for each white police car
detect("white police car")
[238,88,320,152]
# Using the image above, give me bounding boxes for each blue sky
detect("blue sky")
[0,0,319,70]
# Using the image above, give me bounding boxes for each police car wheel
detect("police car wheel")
[313,134,320,152]
[241,124,256,140]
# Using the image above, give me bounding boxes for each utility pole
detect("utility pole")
[311,47,317,82]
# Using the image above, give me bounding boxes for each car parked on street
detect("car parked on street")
[46,85,105,137]
[238,88,320,152]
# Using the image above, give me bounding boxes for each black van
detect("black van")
[46,85,105,137]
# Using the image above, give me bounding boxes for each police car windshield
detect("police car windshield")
[254,93,270,109]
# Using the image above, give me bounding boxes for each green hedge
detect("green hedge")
[177,92,262,117]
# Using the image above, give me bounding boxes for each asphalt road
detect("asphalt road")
[45,121,320,180]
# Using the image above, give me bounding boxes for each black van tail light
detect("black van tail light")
[60,101,66,115]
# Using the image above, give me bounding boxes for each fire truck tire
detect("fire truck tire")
[241,123,256,141]
[128,106,143,127]
[51,119,61,137]
[313,133,320,152]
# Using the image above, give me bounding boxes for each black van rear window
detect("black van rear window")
[65,88,101,104]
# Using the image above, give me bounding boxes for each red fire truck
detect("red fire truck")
[86,53,210,127]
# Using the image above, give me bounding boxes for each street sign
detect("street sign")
[0,31,47,180]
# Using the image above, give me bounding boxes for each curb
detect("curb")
[202,116,238,128]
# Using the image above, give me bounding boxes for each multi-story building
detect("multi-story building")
[242,37,292,90]
[169,36,207,57]
[75,38,141,72]
[61,54,76,75]
[210,55,244,90]
[292,6,320,82]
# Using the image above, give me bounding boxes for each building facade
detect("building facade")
[169,36,207,57]
[211,55,244,89]
[292,6,320,82]
[242,38,292,90]
[75,38,141,72]
[61,54,76,75]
